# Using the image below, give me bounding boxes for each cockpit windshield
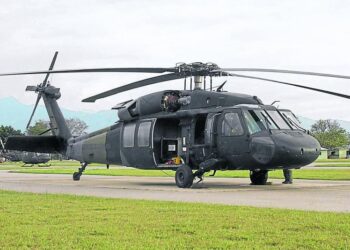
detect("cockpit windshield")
[280,110,304,130]
[265,110,291,129]
[243,109,291,134]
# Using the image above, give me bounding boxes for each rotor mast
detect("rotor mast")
[194,76,203,90]
[178,62,219,91]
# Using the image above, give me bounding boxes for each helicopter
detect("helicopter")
[0,137,22,162]
[0,137,51,166]
[1,52,350,188]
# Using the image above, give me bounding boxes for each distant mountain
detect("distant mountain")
[1,97,350,133]
[0,97,117,132]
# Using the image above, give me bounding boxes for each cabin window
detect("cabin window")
[123,123,136,147]
[222,113,244,136]
[138,121,152,147]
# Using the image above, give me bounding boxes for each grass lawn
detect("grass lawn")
[314,163,350,167]
[0,190,349,249]
[315,159,350,163]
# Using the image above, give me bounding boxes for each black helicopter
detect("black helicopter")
[1,52,350,188]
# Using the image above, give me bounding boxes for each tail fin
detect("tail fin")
[40,85,72,140]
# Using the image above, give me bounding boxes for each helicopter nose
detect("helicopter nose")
[270,131,321,167]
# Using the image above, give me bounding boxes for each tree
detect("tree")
[27,118,88,137]
[27,120,50,135]
[66,118,88,136]
[0,125,23,142]
[311,119,349,149]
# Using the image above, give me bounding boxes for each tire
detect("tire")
[250,170,268,185]
[73,172,81,181]
[175,165,193,188]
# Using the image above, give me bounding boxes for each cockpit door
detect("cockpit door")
[216,110,250,165]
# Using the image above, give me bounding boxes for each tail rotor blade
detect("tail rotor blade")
[27,52,58,130]
[42,51,58,86]
[26,94,42,130]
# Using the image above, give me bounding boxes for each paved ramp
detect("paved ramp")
[0,171,349,212]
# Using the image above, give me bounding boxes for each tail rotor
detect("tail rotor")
[26,51,58,130]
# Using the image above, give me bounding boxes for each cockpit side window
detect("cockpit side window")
[243,111,262,134]
[222,113,244,136]
[254,110,278,130]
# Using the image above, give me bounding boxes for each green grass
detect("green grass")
[315,159,350,163]
[12,168,350,181]
[314,163,350,167]
[0,190,349,249]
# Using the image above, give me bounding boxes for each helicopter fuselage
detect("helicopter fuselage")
[66,89,321,171]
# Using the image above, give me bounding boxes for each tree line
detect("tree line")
[0,118,88,142]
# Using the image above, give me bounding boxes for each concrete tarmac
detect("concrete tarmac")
[0,171,349,212]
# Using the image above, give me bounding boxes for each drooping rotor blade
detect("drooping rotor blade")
[219,68,350,80]
[223,72,350,99]
[26,94,42,130]
[83,73,183,102]
[0,67,177,77]
[42,51,58,86]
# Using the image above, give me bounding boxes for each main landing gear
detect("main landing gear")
[175,165,193,188]
[73,162,88,181]
[250,169,268,185]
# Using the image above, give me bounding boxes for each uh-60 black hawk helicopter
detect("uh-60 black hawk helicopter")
[1,52,350,188]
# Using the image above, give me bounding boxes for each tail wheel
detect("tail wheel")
[250,170,268,185]
[175,165,193,188]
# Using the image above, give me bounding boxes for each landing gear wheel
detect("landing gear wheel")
[175,165,194,188]
[73,172,81,181]
[250,170,268,185]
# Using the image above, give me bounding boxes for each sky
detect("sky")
[0,0,350,121]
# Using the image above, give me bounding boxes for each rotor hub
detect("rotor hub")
[175,62,220,76]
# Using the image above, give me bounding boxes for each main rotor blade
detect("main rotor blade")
[26,94,42,129]
[220,68,350,80]
[0,67,177,77]
[42,51,58,86]
[82,73,183,102]
[223,72,350,99]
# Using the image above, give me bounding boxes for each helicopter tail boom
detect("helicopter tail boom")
[5,136,66,154]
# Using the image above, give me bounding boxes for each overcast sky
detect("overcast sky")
[0,0,350,121]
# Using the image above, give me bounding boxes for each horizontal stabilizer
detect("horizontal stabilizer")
[5,136,66,153]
